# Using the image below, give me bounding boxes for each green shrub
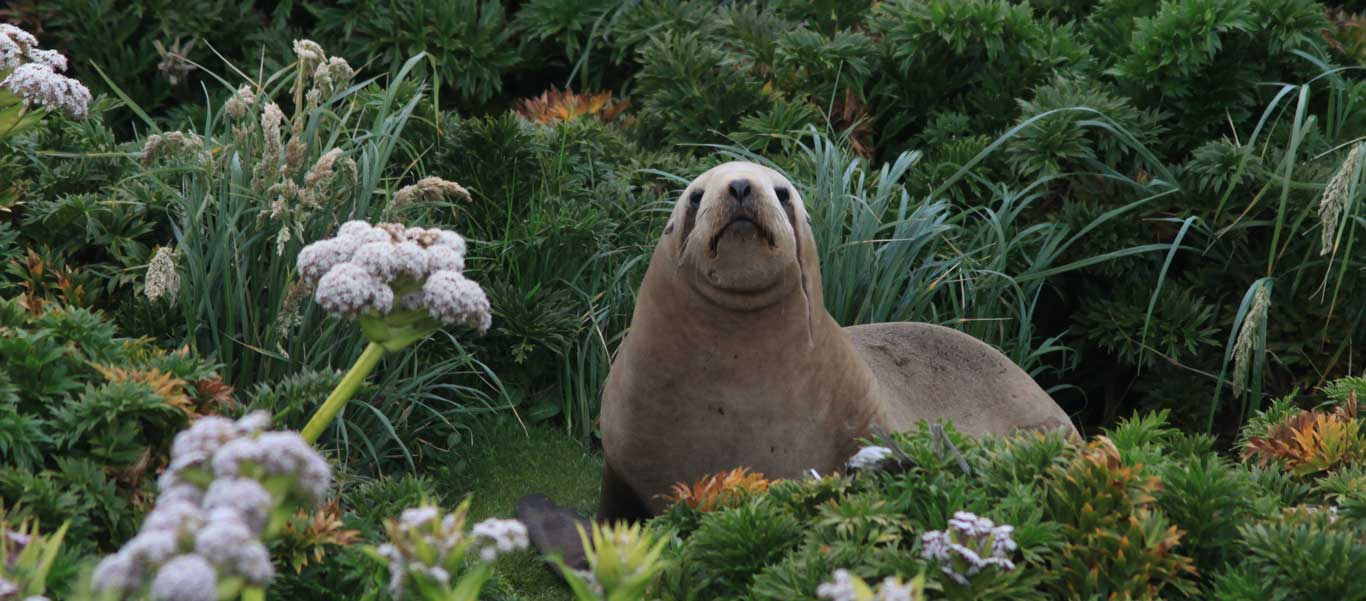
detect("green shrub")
[868,0,1089,152]
[37,0,293,125]
[308,0,520,108]
[1108,0,1330,151]
[1005,74,1167,180]
[0,297,223,554]
[632,30,773,147]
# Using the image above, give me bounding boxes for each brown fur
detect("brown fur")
[520,162,1075,567]
[598,161,1076,516]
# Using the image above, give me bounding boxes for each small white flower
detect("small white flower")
[352,241,406,281]
[434,230,467,255]
[847,445,893,470]
[28,48,67,72]
[150,554,218,601]
[196,516,274,585]
[0,24,37,71]
[337,220,376,239]
[157,483,205,506]
[235,411,272,435]
[124,530,182,566]
[423,565,450,586]
[140,500,204,536]
[816,569,858,601]
[296,238,358,283]
[471,518,529,562]
[399,506,440,531]
[875,577,916,601]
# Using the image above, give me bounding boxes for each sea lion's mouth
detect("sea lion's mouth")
[709,212,776,254]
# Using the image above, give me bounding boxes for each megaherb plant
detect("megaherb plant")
[291,219,491,444]
[108,40,508,448]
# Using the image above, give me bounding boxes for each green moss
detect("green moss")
[443,416,603,601]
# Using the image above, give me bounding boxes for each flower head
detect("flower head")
[423,270,492,333]
[224,85,255,119]
[392,177,471,207]
[298,220,490,333]
[1,62,92,119]
[150,554,218,601]
[0,24,39,71]
[817,568,859,601]
[471,518,529,562]
[847,445,893,470]
[144,246,181,303]
[97,411,327,597]
[314,263,393,316]
[920,511,1017,586]
[202,478,273,534]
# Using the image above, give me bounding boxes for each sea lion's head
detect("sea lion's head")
[665,161,816,312]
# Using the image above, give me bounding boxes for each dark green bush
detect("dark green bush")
[650,382,1365,600]
[308,0,520,108]
[0,297,223,554]
[867,0,1089,153]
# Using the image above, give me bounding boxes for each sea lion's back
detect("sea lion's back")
[844,322,1077,438]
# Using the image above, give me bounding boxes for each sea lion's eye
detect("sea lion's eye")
[689,190,703,206]
[775,187,791,205]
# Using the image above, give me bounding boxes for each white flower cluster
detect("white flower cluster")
[297,220,491,333]
[817,569,919,601]
[920,511,1018,586]
[91,412,331,601]
[377,505,529,598]
[0,576,46,601]
[0,24,91,119]
[846,445,893,470]
[470,518,531,562]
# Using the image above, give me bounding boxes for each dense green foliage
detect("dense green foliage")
[0,297,222,556]
[650,379,1366,601]
[1,0,1365,598]
[5,0,1363,440]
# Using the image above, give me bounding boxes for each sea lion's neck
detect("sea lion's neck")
[643,252,820,354]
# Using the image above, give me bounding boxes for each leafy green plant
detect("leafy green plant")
[0,297,225,554]
[867,0,1088,152]
[308,0,520,108]
[1042,437,1198,600]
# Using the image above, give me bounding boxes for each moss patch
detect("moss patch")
[444,416,602,601]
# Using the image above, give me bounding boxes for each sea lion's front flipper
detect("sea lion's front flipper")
[515,494,592,570]
[596,462,652,522]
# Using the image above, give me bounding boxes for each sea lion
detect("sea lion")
[518,161,1076,563]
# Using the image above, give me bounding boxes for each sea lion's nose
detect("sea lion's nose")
[727,178,753,203]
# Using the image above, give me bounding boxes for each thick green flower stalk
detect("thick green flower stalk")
[296,219,490,443]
